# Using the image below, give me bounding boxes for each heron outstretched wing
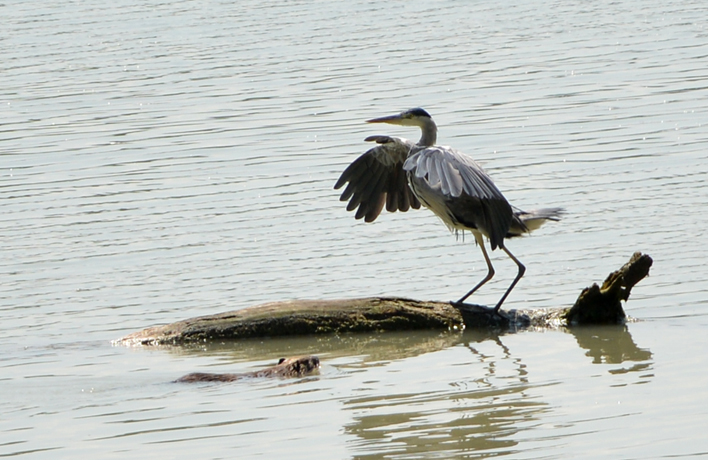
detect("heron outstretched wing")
[334,135,421,223]
[404,146,505,200]
[404,146,512,249]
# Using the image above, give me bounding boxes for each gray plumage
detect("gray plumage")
[334,108,563,313]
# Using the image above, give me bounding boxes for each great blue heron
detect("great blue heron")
[334,108,563,314]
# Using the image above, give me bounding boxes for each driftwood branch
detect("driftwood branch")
[564,252,653,325]
[116,252,652,346]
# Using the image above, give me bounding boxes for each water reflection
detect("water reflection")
[162,330,463,364]
[337,325,650,458]
[343,330,547,459]
[116,320,658,458]
[568,324,653,378]
[345,386,545,459]
[158,321,652,366]
[41,322,663,460]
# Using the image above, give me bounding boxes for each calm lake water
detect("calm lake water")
[2,0,708,458]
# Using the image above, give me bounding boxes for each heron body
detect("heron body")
[334,108,563,313]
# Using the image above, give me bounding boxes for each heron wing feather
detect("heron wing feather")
[346,163,384,211]
[334,136,417,222]
[405,147,505,200]
[404,146,512,249]
[352,166,387,219]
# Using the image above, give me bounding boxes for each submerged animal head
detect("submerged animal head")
[276,355,320,376]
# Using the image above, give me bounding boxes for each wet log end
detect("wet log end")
[564,252,653,325]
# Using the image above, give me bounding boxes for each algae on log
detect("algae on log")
[118,298,464,346]
[116,252,653,346]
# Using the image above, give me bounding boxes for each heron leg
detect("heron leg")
[492,246,526,313]
[455,232,495,304]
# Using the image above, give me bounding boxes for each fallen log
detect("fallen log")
[117,298,464,346]
[115,252,652,346]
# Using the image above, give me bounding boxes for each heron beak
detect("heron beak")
[366,114,405,125]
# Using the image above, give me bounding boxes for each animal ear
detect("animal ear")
[278,358,286,364]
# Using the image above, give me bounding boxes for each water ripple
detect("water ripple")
[2,0,708,457]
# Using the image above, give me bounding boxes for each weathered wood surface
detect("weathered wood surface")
[564,251,653,325]
[118,298,464,346]
[116,252,652,346]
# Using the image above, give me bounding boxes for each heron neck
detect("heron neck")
[417,118,437,146]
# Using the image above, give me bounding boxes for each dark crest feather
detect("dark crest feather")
[408,107,431,118]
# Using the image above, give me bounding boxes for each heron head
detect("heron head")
[366,107,432,127]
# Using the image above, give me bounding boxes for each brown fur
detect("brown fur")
[175,355,320,383]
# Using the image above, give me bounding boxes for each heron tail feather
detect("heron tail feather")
[508,207,564,236]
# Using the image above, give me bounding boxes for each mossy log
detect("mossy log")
[118,298,464,346]
[116,252,652,346]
